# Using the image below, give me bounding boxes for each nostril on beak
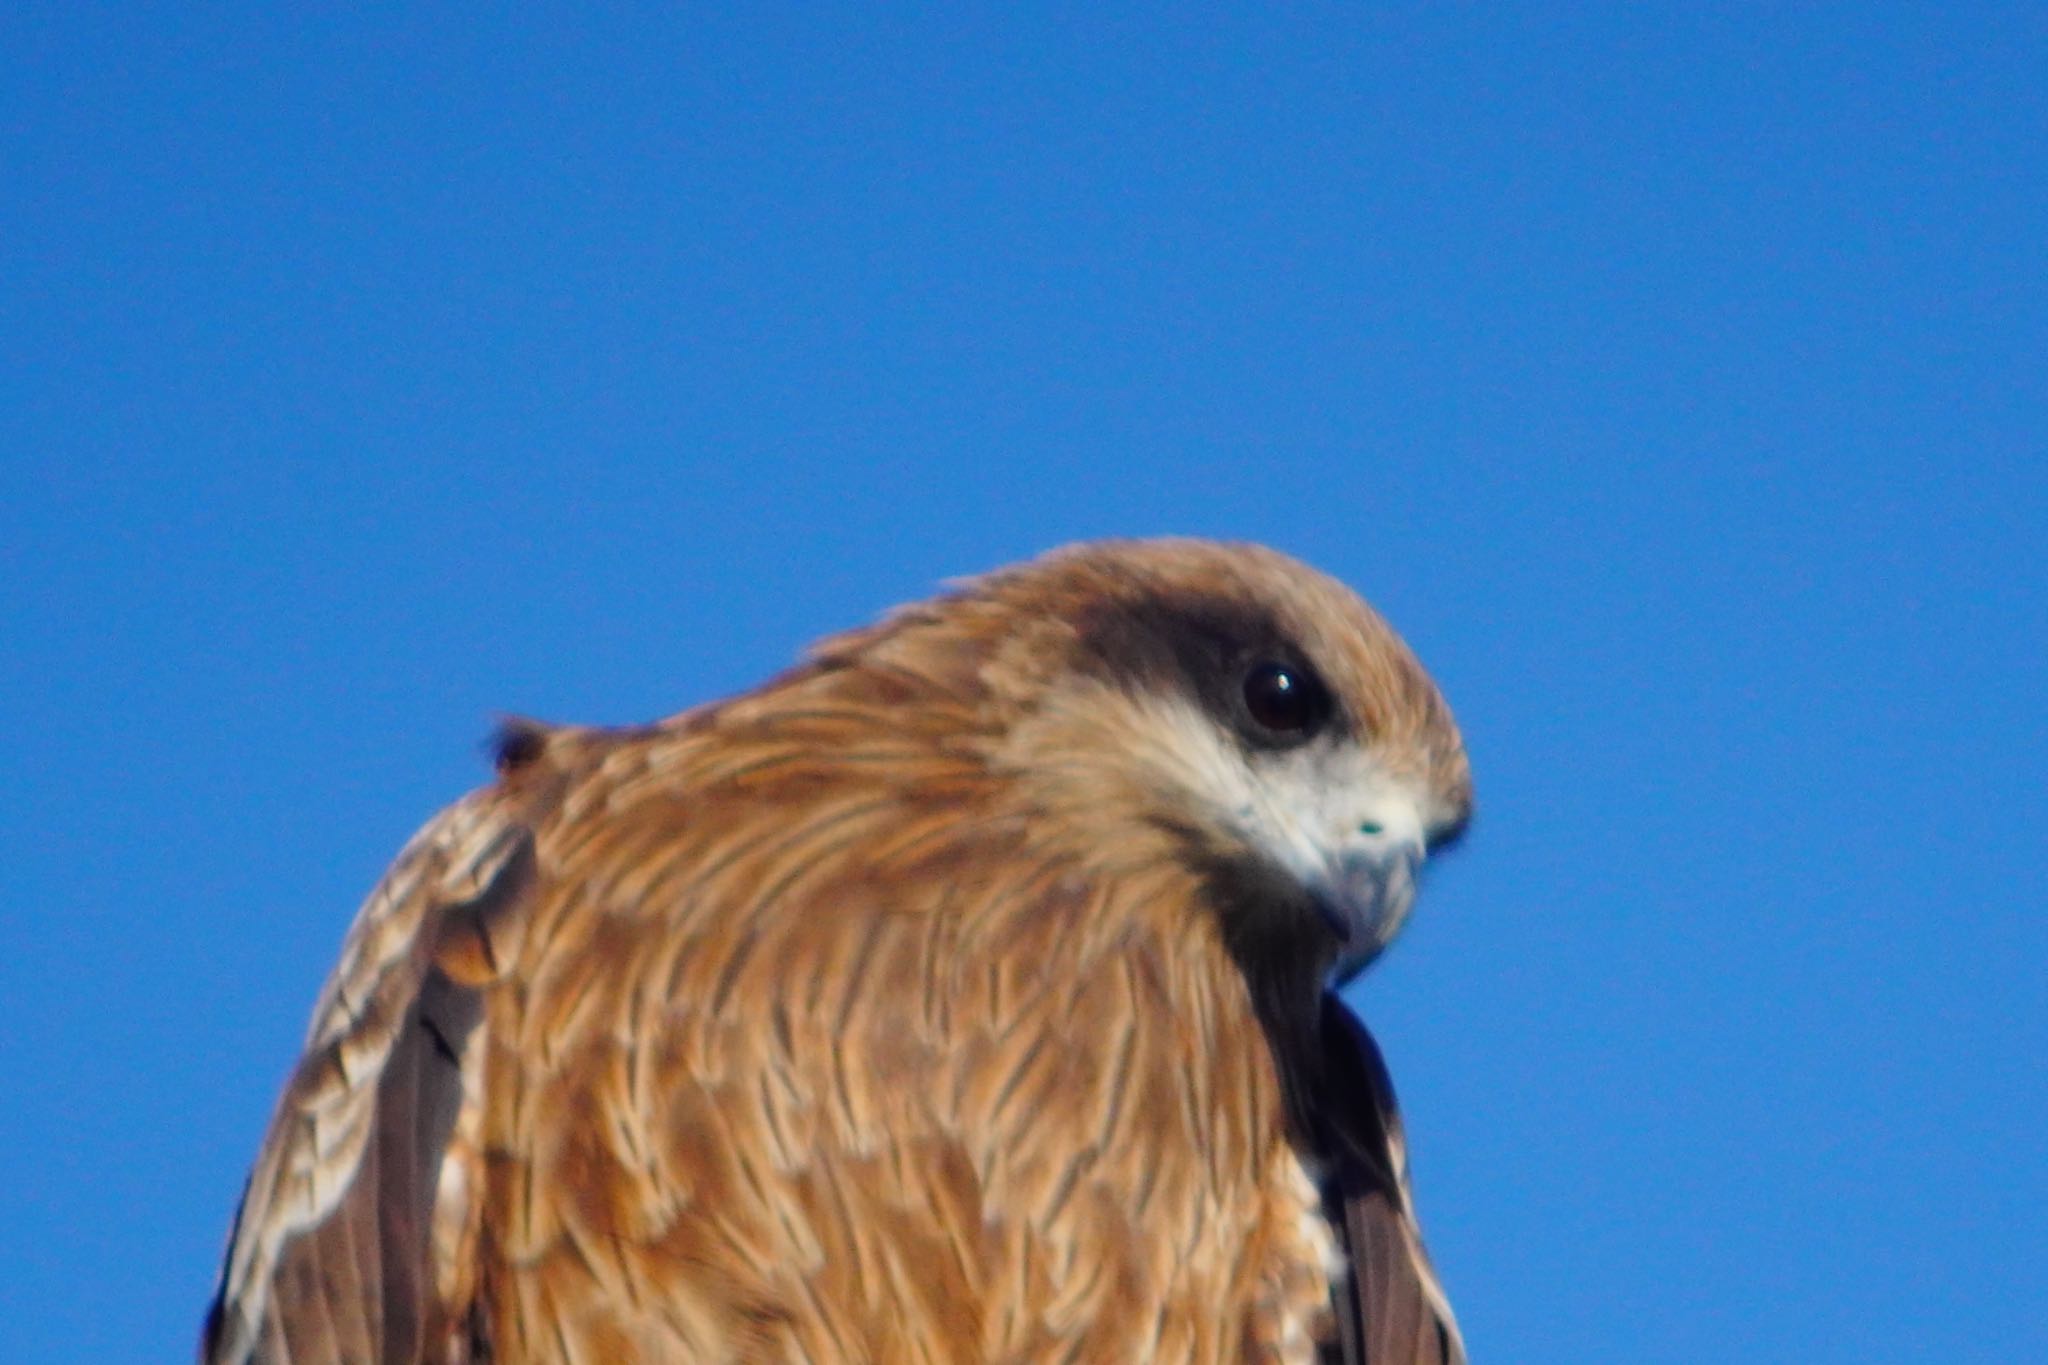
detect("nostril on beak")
[1358,821,1384,836]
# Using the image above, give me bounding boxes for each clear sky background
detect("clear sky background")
[4,5,2043,1361]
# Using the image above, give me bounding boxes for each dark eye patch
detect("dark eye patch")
[1077,593,1341,751]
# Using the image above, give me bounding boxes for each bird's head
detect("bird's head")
[949,539,1471,986]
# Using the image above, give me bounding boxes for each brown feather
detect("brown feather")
[203,539,1472,1364]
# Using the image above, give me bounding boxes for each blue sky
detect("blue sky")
[3,4,2043,1360]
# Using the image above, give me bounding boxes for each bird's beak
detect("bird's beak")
[1309,822,1425,981]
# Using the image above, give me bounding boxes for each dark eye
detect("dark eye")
[1241,660,1328,737]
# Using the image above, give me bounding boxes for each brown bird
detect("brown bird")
[202,538,1472,1364]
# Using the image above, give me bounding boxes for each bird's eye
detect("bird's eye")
[1241,661,1328,737]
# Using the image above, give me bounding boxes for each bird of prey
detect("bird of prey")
[202,538,1472,1364]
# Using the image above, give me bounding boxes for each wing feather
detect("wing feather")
[201,787,540,1364]
[1318,995,1467,1365]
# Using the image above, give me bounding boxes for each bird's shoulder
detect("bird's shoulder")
[201,750,564,1364]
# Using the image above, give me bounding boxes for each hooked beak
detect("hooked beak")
[1309,832,1424,980]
